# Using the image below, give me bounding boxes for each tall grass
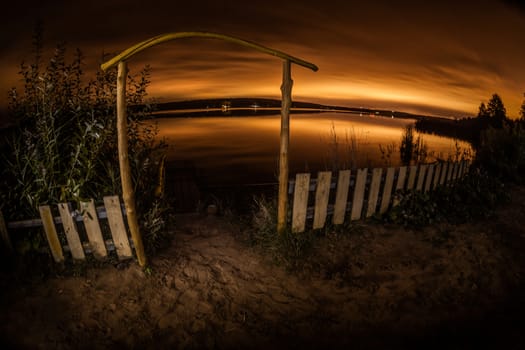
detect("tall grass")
[324,122,369,170]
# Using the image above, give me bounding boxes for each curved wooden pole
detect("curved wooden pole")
[103,32,317,237]
[101,32,318,72]
[117,61,147,267]
[277,60,293,234]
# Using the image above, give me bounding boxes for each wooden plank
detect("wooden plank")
[39,205,64,263]
[313,171,332,229]
[380,167,395,214]
[440,162,448,185]
[7,205,126,229]
[393,166,407,206]
[333,170,351,225]
[451,162,458,181]
[446,161,454,183]
[416,164,427,191]
[366,168,382,217]
[0,209,13,253]
[80,200,108,259]
[424,164,435,193]
[58,203,85,260]
[432,163,442,189]
[406,165,418,190]
[395,166,407,191]
[292,173,311,233]
[351,168,368,221]
[462,160,470,177]
[458,160,465,178]
[104,196,132,260]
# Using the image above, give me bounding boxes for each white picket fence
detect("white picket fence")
[288,160,470,233]
[0,196,134,262]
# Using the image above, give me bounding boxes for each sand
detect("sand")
[1,188,525,349]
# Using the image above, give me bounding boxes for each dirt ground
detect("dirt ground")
[1,188,525,349]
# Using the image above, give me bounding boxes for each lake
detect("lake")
[154,111,471,186]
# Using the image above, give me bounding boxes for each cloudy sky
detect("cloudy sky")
[1,0,524,118]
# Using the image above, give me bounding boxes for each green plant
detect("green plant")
[249,195,315,269]
[400,124,429,166]
[0,27,169,253]
[474,124,525,183]
[400,124,415,165]
[379,141,397,167]
[385,167,508,227]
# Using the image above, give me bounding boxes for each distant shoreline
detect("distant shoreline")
[149,97,441,121]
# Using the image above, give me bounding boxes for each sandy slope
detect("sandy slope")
[1,189,525,349]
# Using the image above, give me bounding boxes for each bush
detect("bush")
[386,167,508,227]
[474,124,525,183]
[249,196,316,268]
[0,29,170,254]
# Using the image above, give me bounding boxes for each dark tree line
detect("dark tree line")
[416,93,524,149]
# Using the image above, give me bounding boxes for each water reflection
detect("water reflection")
[154,112,471,186]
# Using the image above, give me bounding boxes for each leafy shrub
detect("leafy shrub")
[386,167,508,227]
[250,196,316,268]
[474,124,525,183]
[0,28,170,253]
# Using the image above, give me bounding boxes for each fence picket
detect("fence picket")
[446,161,454,183]
[80,200,108,259]
[458,160,465,178]
[380,167,395,214]
[292,173,310,233]
[424,164,434,193]
[313,171,331,229]
[396,166,407,191]
[416,164,427,191]
[58,203,85,260]
[393,166,407,206]
[39,205,64,263]
[333,170,351,225]
[432,163,442,189]
[407,165,418,190]
[351,168,368,220]
[440,162,448,185]
[452,162,459,180]
[104,196,133,260]
[366,168,382,217]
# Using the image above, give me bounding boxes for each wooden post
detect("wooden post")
[277,59,293,234]
[117,61,147,267]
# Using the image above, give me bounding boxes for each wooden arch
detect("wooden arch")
[101,32,318,266]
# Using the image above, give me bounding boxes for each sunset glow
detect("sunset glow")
[1,0,524,118]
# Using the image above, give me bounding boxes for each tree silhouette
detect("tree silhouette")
[486,93,507,128]
[478,102,488,118]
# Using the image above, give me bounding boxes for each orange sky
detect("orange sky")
[1,0,525,118]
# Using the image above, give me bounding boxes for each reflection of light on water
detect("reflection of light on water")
[153,112,472,184]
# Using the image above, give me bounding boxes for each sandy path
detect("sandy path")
[1,205,525,349]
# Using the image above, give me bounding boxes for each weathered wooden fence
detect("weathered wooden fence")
[0,196,134,262]
[288,160,470,233]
